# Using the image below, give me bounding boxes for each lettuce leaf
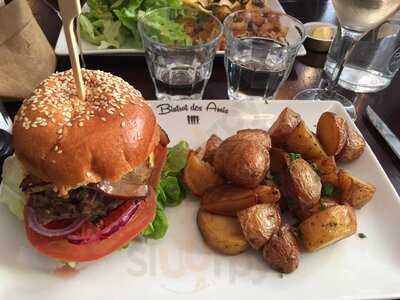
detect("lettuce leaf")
[0,156,26,220]
[140,9,192,46]
[163,140,190,176]
[141,196,168,239]
[142,141,189,239]
[80,14,126,48]
[80,0,186,49]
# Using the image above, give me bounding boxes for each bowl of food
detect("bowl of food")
[303,22,337,53]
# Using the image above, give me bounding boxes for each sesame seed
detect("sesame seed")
[54,145,59,152]
[15,69,145,134]
[121,121,126,128]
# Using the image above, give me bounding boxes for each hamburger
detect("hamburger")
[3,69,177,262]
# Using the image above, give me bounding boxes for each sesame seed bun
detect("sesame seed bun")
[13,69,160,195]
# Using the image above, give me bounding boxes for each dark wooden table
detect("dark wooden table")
[4,0,400,194]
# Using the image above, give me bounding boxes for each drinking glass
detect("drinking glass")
[295,0,400,119]
[138,7,222,101]
[224,10,305,101]
[325,14,400,93]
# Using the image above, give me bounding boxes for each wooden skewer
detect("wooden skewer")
[58,0,85,100]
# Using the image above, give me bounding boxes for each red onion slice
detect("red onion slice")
[26,207,85,237]
[67,200,141,245]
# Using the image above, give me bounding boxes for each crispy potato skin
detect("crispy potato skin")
[285,121,327,160]
[268,108,302,147]
[197,209,249,255]
[296,197,338,221]
[310,156,337,175]
[289,158,322,209]
[183,151,224,196]
[336,125,366,162]
[201,184,280,216]
[321,172,339,187]
[338,170,376,209]
[269,148,290,174]
[203,134,222,164]
[213,130,271,188]
[237,203,281,250]
[317,112,348,156]
[299,205,357,252]
[235,129,272,149]
[263,225,300,273]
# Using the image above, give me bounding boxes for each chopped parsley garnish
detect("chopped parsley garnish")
[320,198,327,210]
[271,172,281,185]
[358,233,367,239]
[288,152,301,161]
[266,173,276,183]
[322,183,341,197]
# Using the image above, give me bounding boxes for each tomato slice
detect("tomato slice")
[149,145,167,187]
[24,144,167,262]
[24,189,156,261]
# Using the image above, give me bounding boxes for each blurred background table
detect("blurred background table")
[4,0,400,193]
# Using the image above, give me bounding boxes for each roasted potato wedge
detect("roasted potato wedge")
[201,184,280,216]
[288,158,322,209]
[268,108,302,147]
[263,225,300,273]
[310,156,337,175]
[197,209,249,255]
[338,170,376,209]
[321,172,339,186]
[285,121,327,160]
[296,197,338,221]
[269,147,290,174]
[203,134,222,164]
[183,151,224,196]
[317,112,348,156]
[299,205,357,252]
[336,125,366,162]
[214,130,271,188]
[237,203,281,250]
[235,129,272,149]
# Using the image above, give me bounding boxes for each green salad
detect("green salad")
[142,141,189,239]
[79,0,190,48]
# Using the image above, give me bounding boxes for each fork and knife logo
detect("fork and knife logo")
[187,115,199,125]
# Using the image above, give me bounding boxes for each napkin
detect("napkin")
[0,0,56,100]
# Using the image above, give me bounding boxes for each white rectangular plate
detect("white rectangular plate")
[1,100,399,300]
[55,0,307,56]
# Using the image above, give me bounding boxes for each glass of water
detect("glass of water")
[138,7,222,100]
[325,13,400,93]
[223,10,305,101]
